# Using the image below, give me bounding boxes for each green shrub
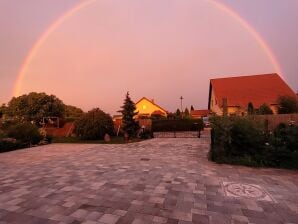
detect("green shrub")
[45,135,53,143]
[139,129,153,139]
[277,95,298,114]
[258,103,273,115]
[152,119,204,132]
[209,116,298,169]
[0,140,23,153]
[265,124,298,169]
[0,129,7,139]
[7,122,43,145]
[229,118,264,156]
[75,108,114,140]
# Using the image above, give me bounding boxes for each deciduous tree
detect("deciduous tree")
[7,92,65,122]
[75,108,114,140]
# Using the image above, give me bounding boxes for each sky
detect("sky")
[0,0,297,115]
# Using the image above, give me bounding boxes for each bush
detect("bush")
[277,95,298,114]
[209,116,298,169]
[0,140,23,153]
[258,103,273,115]
[264,124,298,168]
[152,119,204,132]
[75,108,114,140]
[229,118,264,156]
[7,122,43,145]
[210,116,264,164]
[138,129,153,139]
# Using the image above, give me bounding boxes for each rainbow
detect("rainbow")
[13,0,283,96]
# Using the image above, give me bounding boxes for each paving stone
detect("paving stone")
[192,214,210,224]
[70,209,89,219]
[112,210,127,217]
[153,216,168,223]
[98,214,120,224]
[85,211,103,221]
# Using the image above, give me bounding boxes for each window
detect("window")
[142,105,147,110]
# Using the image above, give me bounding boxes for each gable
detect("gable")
[135,97,167,115]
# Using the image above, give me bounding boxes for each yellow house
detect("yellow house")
[135,97,167,118]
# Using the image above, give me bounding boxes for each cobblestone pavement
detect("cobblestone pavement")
[0,131,297,224]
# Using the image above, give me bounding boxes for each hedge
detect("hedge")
[209,116,298,169]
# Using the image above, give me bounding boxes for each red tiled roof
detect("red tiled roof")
[190,110,209,117]
[210,73,296,108]
[45,122,74,137]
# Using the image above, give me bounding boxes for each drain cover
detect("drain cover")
[222,182,275,202]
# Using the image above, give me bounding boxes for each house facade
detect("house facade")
[208,73,296,116]
[135,97,167,118]
[113,97,167,132]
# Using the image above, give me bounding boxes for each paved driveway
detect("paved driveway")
[0,133,297,224]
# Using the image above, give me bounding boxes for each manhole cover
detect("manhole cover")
[222,182,275,202]
[140,158,150,161]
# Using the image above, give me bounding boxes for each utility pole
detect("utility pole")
[180,96,183,113]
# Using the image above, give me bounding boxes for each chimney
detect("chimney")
[151,99,154,103]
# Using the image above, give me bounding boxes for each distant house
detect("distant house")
[190,109,210,119]
[208,73,296,116]
[112,97,167,132]
[135,97,167,118]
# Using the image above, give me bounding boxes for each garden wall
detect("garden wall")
[253,113,298,130]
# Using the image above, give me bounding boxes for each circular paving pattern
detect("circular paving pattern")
[225,183,266,199]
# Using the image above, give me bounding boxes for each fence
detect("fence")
[151,119,204,132]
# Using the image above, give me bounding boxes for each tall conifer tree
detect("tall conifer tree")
[119,92,139,137]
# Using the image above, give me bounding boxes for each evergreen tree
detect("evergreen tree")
[118,92,139,137]
[184,107,190,118]
[175,108,181,119]
[222,98,228,116]
[190,105,194,111]
[247,102,254,115]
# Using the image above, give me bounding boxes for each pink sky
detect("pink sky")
[0,0,297,115]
